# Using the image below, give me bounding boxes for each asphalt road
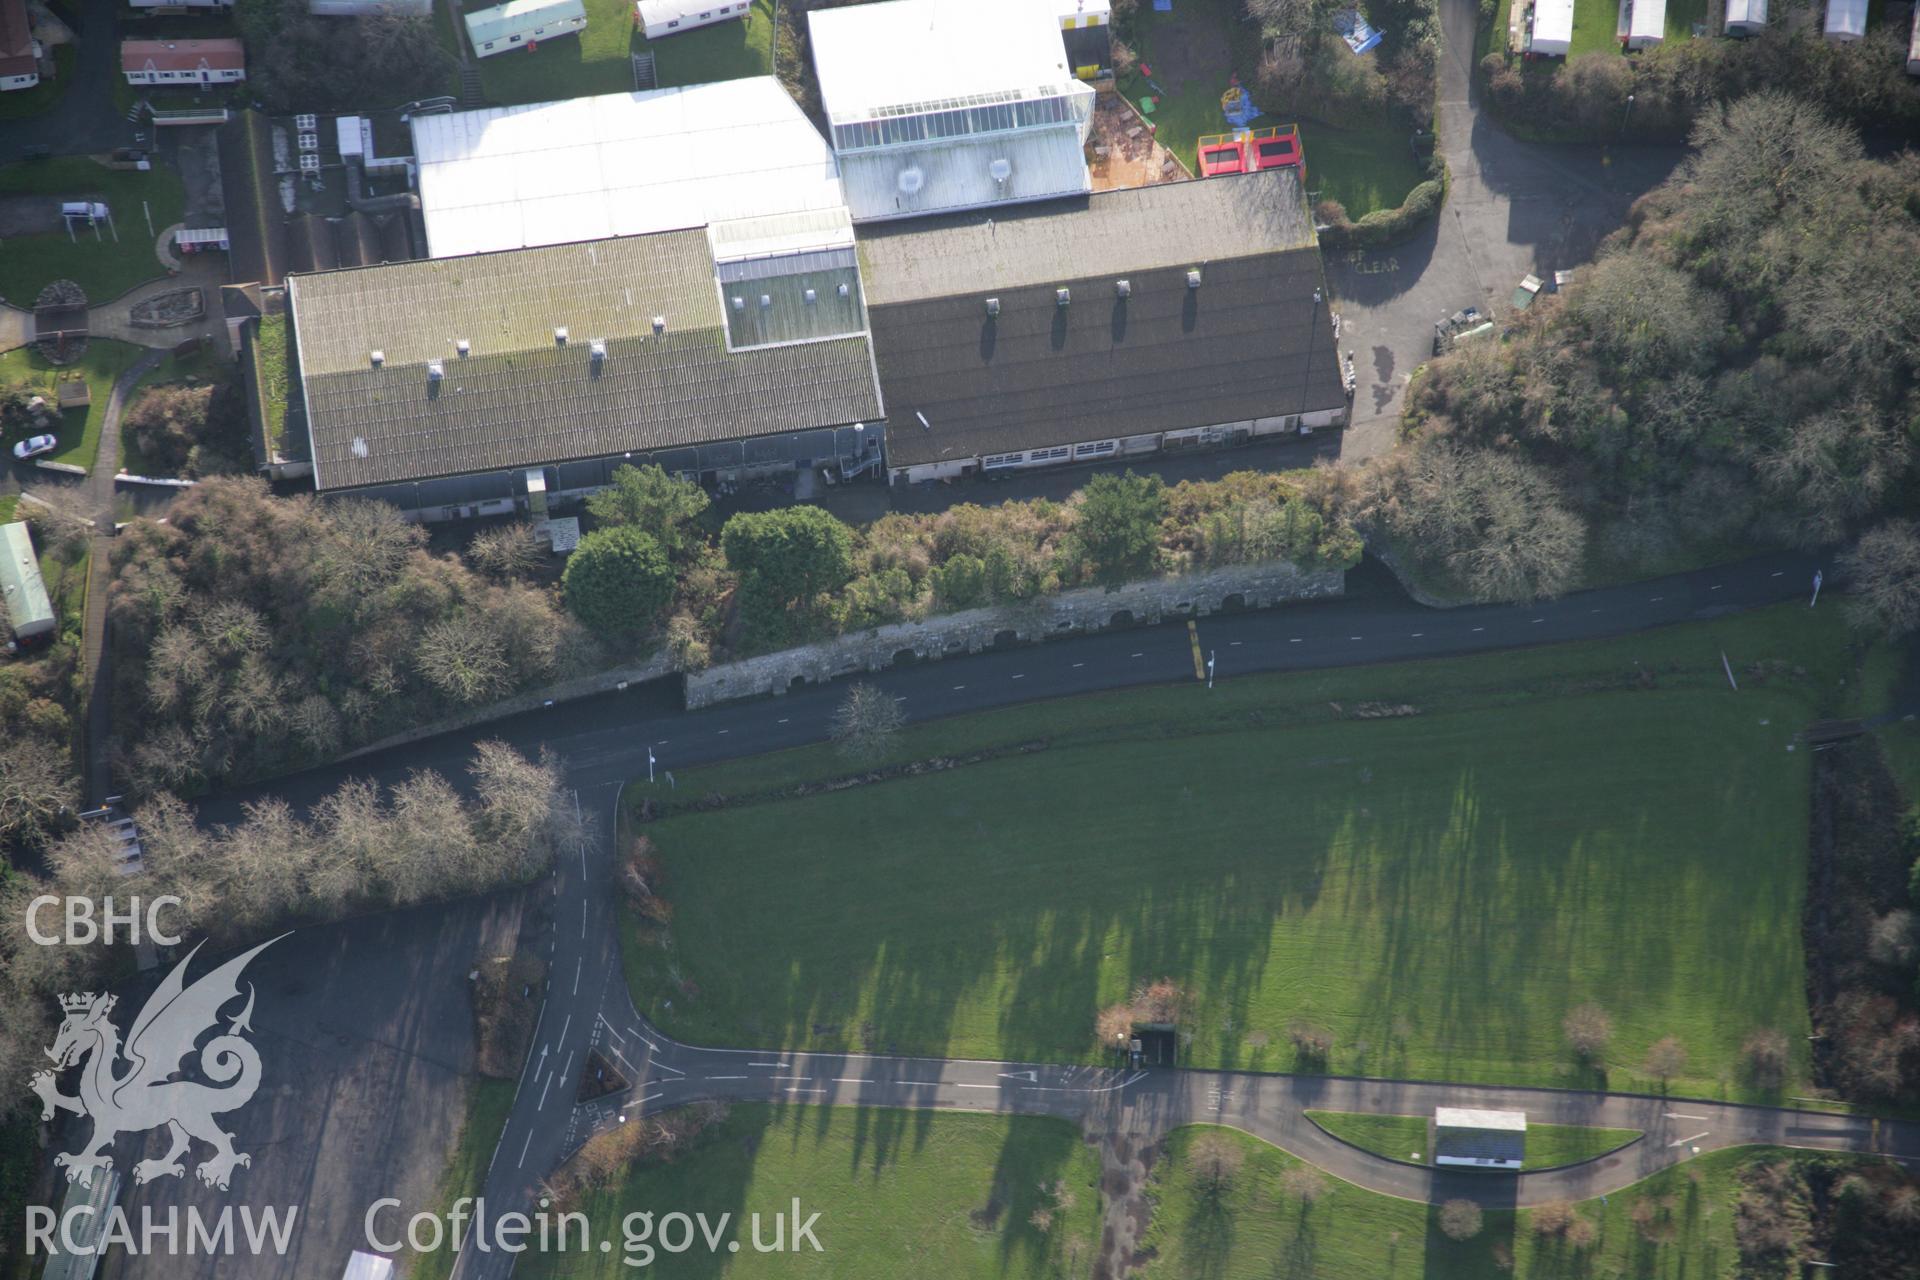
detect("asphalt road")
[419,545,1876,1279]
[569,1005,1920,1210]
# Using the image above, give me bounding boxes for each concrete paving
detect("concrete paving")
[1325,0,1685,460]
[2,1,138,163]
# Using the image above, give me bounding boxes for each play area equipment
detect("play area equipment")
[1197,124,1304,179]
[1221,79,1259,128]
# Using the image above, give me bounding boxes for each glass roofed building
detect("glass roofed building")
[808,0,1094,223]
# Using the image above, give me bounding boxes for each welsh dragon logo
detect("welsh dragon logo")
[29,937,281,1190]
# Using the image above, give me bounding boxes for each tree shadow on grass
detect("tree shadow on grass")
[639,692,1810,1099]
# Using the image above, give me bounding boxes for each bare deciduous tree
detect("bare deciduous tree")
[415,619,512,706]
[1532,1200,1575,1236]
[1644,1035,1688,1087]
[1438,1199,1484,1241]
[0,739,78,848]
[1279,1165,1327,1205]
[1743,1028,1791,1090]
[1842,521,1920,638]
[830,682,906,761]
[1563,1003,1614,1061]
[1186,1132,1245,1198]
[469,522,545,581]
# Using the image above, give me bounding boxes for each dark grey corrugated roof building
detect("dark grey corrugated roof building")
[285,210,884,515]
[1433,1108,1527,1170]
[858,168,1348,484]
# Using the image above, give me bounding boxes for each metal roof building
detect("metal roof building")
[635,0,752,40]
[285,217,883,515]
[464,0,588,57]
[861,168,1347,484]
[409,79,846,258]
[808,0,1093,223]
[1823,0,1865,39]
[1723,0,1765,34]
[0,521,54,643]
[1433,1108,1527,1170]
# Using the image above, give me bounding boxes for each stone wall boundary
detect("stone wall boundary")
[685,560,1345,710]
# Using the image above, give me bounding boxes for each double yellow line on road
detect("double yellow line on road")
[1187,620,1206,680]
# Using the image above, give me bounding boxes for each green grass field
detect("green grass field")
[1483,0,1516,58]
[1114,0,1244,174]
[473,0,771,106]
[639,0,774,89]
[0,495,15,523]
[0,158,185,306]
[0,45,76,121]
[622,605,1848,1099]
[1665,0,1709,39]
[1114,0,1417,217]
[1296,120,1422,219]
[515,1105,1103,1279]
[1569,0,1622,56]
[0,339,144,471]
[412,1077,516,1280]
[1142,1128,1859,1279]
[1306,1111,1639,1170]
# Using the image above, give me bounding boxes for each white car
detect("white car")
[11,434,56,460]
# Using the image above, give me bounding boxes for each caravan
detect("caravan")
[1823,0,1865,41]
[1529,0,1573,55]
[1723,0,1765,35]
[1623,0,1665,48]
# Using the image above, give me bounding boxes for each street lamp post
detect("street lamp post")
[1621,94,1635,135]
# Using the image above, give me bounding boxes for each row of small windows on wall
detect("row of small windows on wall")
[831,94,1079,152]
[665,2,741,28]
[981,440,1113,469]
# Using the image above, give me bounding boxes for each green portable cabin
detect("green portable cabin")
[0,521,54,644]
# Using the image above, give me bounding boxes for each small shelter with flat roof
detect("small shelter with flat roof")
[1434,1107,1526,1169]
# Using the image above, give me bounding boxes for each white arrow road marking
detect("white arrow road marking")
[1669,1131,1711,1148]
[650,1059,685,1076]
[1663,1112,1709,1121]
[706,1075,747,1081]
[749,1061,789,1068]
[998,1070,1039,1082]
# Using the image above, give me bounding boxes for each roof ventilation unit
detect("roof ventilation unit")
[1115,279,1132,298]
[731,296,745,311]
[589,338,607,361]
[1186,268,1203,289]
[554,327,568,346]
[455,339,471,358]
[1055,288,1071,308]
[759,294,772,309]
[985,297,1000,317]
[837,283,850,299]
[988,158,1012,183]
[897,167,925,195]
[369,350,384,368]
[294,113,317,131]
[803,288,817,305]
[652,316,666,335]
[426,360,443,381]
